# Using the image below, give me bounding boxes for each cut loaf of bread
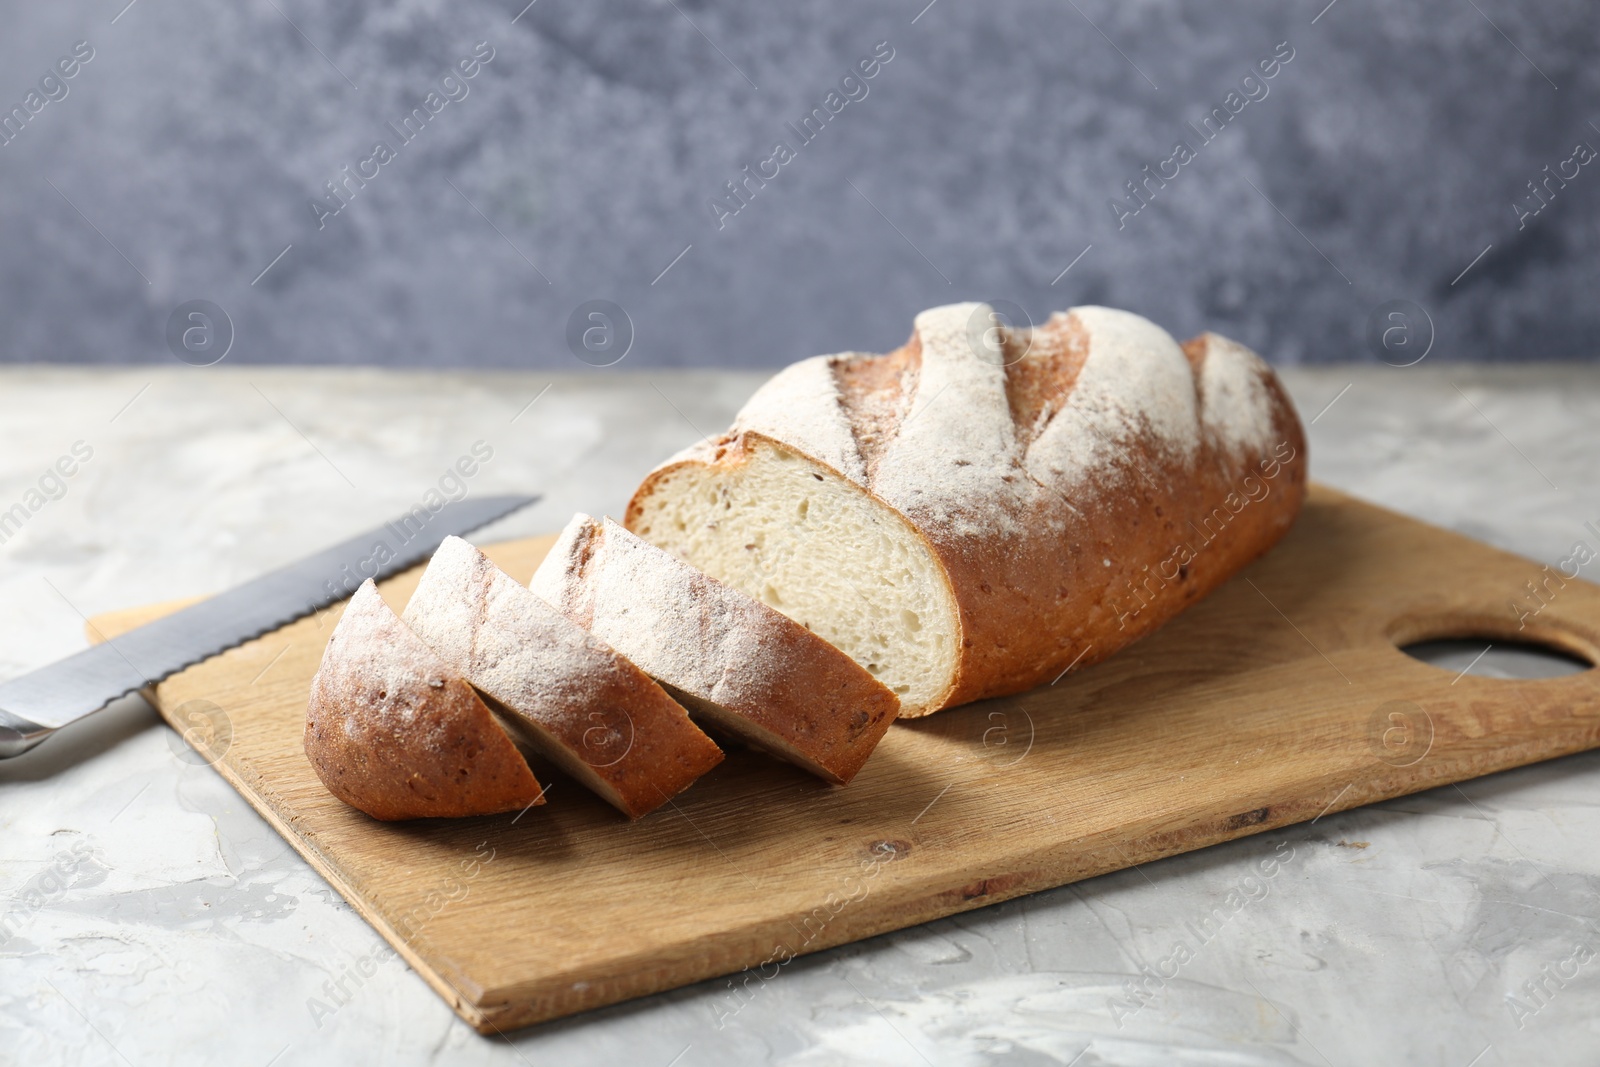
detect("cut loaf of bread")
[304,579,546,821]
[530,514,900,784]
[401,536,724,819]
[627,302,1308,717]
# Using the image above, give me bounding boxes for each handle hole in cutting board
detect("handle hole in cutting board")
[1399,637,1592,680]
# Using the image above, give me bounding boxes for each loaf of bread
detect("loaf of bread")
[626,302,1307,717]
[304,580,546,820]
[530,514,899,784]
[402,536,725,818]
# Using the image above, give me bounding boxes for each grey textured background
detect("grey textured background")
[1,0,1597,368]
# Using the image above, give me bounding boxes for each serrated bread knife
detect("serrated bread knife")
[0,494,539,758]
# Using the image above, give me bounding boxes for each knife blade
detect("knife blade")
[0,493,539,758]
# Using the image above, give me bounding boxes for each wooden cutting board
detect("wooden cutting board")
[88,484,1600,1034]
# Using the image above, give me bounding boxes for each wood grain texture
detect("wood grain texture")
[87,484,1600,1033]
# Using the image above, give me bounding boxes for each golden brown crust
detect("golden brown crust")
[626,306,1308,716]
[936,355,1306,712]
[304,581,545,821]
[532,516,899,784]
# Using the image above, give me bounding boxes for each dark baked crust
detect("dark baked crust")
[304,580,546,821]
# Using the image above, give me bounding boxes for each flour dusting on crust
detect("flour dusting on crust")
[533,514,899,782]
[305,578,546,820]
[406,536,630,736]
[411,535,724,817]
[1194,332,1277,455]
[870,303,1032,538]
[729,355,867,482]
[328,582,456,733]
[1023,306,1200,493]
[554,516,785,706]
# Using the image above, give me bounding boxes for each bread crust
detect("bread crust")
[304,580,546,821]
[626,304,1308,716]
[403,537,724,818]
[531,515,899,784]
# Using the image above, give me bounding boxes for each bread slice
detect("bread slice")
[530,514,899,785]
[401,536,724,818]
[626,303,1307,717]
[304,580,546,821]
[628,433,958,717]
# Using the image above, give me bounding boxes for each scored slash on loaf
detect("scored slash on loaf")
[304,301,1308,821]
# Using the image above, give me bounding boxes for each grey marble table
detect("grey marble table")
[1,365,1597,1066]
